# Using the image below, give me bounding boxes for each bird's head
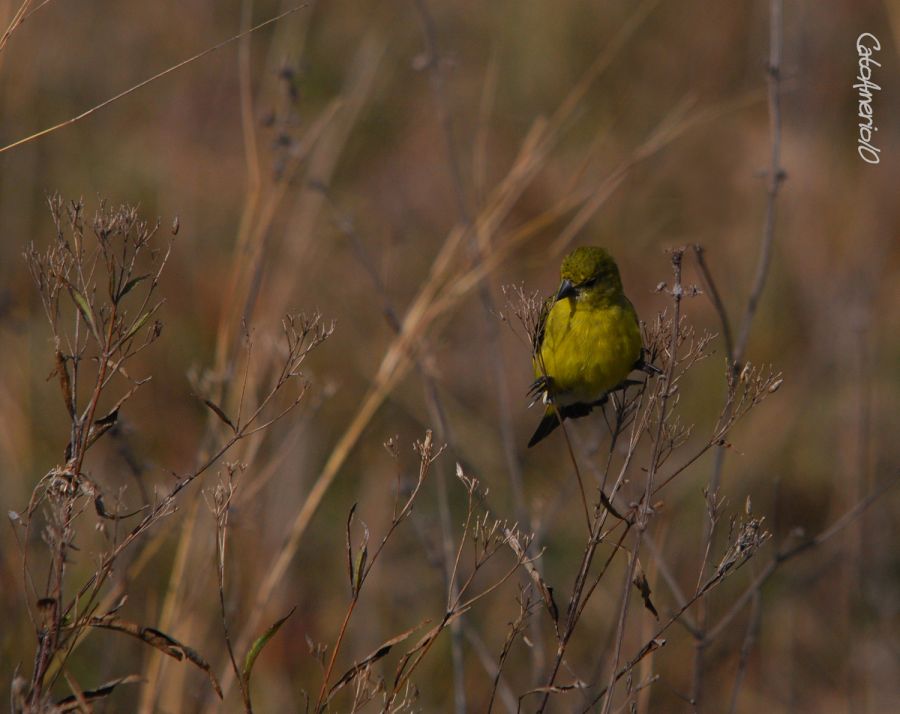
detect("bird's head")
[556,246,624,301]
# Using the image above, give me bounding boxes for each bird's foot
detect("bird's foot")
[527,376,552,407]
[633,348,664,376]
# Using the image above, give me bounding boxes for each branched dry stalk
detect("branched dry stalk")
[486,589,539,714]
[312,431,443,712]
[16,196,170,711]
[12,196,330,713]
[207,462,250,711]
[305,439,537,713]
[378,467,535,713]
[690,1,786,704]
[597,250,689,714]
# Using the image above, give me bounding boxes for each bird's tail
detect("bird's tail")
[527,408,562,448]
[527,400,600,448]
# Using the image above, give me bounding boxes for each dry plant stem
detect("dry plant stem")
[47,350,316,705]
[572,416,648,630]
[693,1,783,706]
[726,588,760,714]
[691,245,733,364]
[575,475,896,713]
[238,0,261,193]
[0,0,54,61]
[642,533,696,634]
[202,79,360,693]
[34,515,171,689]
[0,5,308,154]
[312,433,435,712]
[383,522,532,711]
[137,499,200,714]
[216,98,341,376]
[212,62,380,691]
[25,204,172,707]
[0,0,34,54]
[732,0,785,370]
[705,472,898,644]
[65,316,326,618]
[317,186,471,713]
[534,448,635,708]
[580,593,699,713]
[465,620,518,714]
[435,461,467,713]
[412,0,469,223]
[557,414,593,532]
[211,475,251,713]
[411,4,525,707]
[534,374,656,711]
[600,250,685,714]
[231,0,263,327]
[582,522,774,710]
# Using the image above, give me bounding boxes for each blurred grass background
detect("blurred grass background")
[1,0,899,711]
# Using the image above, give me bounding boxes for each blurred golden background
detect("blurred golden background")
[1,0,898,711]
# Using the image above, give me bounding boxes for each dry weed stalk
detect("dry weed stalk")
[12,196,330,713]
[307,435,536,713]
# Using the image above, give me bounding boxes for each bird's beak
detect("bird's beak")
[555,278,576,302]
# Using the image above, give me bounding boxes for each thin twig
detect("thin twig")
[0,5,308,154]
[706,471,899,643]
[692,1,784,705]
[726,588,760,714]
[691,244,734,363]
[731,0,785,371]
[0,0,34,54]
[600,249,685,714]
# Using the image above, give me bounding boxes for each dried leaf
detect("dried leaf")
[118,274,150,301]
[85,408,119,450]
[90,616,222,699]
[242,607,296,688]
[203,398,236,432]
[70,287,99,340]
[86,384,143,449]
[507,532,557,622]
[55,674,142,712]
[54,349,75,417]
[327,624,420,703]
[632,560,658,619]
[346,503,358,591]
[122,311,152,343]
[352,544,367,597]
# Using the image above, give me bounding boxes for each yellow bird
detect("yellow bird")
[528,246,656,447]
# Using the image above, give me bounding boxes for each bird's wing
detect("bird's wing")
[531,295,553,356]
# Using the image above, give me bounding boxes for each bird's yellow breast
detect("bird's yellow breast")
[535,294,641,406]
